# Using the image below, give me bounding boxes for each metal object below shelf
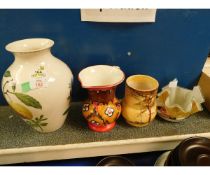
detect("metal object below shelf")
[0,102,210,165]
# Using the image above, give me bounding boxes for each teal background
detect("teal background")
[0,9,210,104]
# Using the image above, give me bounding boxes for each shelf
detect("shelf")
[1,102,210,165]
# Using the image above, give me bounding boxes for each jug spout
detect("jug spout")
[78,65,125,90]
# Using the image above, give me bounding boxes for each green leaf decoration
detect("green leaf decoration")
[14,92,42,109]
[4,70,11,77]
[63,106,70,116]
[12,85,16,92]
[40,118,47,121]
[26,115,48,131]
[40,123,48,126]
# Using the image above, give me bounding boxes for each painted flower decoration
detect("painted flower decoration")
[105,107,114,117]
[83,104,89,111]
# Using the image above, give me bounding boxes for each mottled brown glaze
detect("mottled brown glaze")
[165,137,210,166]
[88,88,116,104]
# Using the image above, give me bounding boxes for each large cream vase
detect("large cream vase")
[1,38,73,133]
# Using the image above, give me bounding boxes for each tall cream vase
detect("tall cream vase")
[1,38,73,133]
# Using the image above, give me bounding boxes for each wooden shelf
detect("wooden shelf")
[1,102,210,165]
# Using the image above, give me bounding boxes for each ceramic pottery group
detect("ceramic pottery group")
[1,38,161,133]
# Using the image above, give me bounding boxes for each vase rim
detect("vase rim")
[5,38,54,53]
[126,74,159,92]
[78,65,125,89]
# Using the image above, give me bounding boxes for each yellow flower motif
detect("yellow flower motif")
[9,102,33,120]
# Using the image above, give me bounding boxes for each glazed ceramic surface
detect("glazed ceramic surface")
[1,38,73,133]
[78,65,124,132]
[154,151,171,166]
[165,137,210,166]
[97,156,135,166]
[157,80,204,121]
[122,75,159,127]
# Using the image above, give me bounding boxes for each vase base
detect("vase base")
[125,120,151,127]
[88,122,116,132]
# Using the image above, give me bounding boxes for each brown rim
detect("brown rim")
[96,156,135,166]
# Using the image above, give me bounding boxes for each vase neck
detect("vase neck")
[88,87,116,104]
[13,49,53,61]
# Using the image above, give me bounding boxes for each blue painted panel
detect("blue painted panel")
[0,9,210,105]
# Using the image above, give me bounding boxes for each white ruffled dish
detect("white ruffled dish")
[158,109,188,123]
[157,79,205,121]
